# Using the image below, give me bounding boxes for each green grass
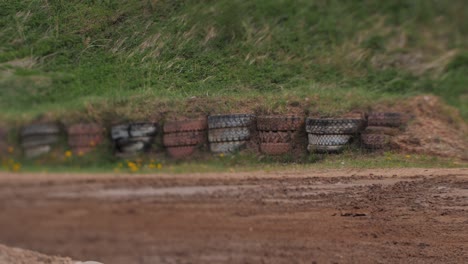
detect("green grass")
[0,0,467,122]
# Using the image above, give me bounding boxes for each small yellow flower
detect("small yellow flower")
[219,153,225,158]
[148,164,156,169]
[7,146,14,153]
[405,155,411,159]
[157,163,162,169]
[12,163,21,172]
[65,151,72,158]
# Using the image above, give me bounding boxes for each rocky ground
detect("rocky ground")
[0,168,466,263]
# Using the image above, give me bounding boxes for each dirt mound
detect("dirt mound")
[0,244,74,264]
[374,95,468,160]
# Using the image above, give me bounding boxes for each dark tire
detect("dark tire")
[208,127,250,143]
[116,137,153,147]
[257,116,304,131]
[111,124,130,140]
[21,124,60,137]
[163,119,207,133]
[260,143,291,155]
[259,131,293,143]
[208,114,254,129]
[167,146,197,159]
[361,134,391,149]
[129,123,157,137]
[163,131,206,147]
[307,144,344,153]
[305,118,363,134]
[362,126,400,136]
[209,141,247,153]
[24,145,51,158]
[21,135,59,148]
[307,134,351,146]
[118,141,147,153]
[67,123,103,135]
[367,112,403,127]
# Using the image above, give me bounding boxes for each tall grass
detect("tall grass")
[0,0,466,121]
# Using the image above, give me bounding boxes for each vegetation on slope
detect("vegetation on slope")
[0,0,467,122]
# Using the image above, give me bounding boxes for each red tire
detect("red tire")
[260,143,291,155]
[163,119,207,133]
[163,131,206,147]
[167,146,197,159]
[257,116,304,131]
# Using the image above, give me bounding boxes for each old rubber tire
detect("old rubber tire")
[260,143,291,155]
[208,127,250,143]
[367,112,403,127]
[163,119,207,133]
[71,146,95,155]
[129,123,157,137]
[259,131,293,143]
[307,134,351,146]
[163,131,206,147]
[21,135,59,148]
[307,144,344,153]
[118,141,147,153]
[166,146,197,159]
[24,145,51,158]
[68,134,104,147]
[362,126,400,136]
[21,124,60,137]
[361,134,392,149]
[208,114,254,129]
[111,124,130,140]
[257,116,304,131]
[306,118,363,134]
[209,141,247,153]
[67,123,103,135]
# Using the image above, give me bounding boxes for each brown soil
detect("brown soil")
[0,168,466,263]
[0,244,74,264]
[374,95,468,160]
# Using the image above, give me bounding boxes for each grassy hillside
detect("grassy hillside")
[0,0,467,122]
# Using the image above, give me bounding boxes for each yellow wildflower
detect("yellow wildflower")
[219,153,225,158]
[12,163,21,172]
[65,151,72,158]
[405,155,411,159]
[157,163,162,169]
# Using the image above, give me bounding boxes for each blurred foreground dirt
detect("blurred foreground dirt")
[0,168,466,263]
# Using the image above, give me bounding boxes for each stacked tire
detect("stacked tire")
[111,122,157,156]
[306,118,364,153]
[361,112,404,150]
[20,123,61,158]
[257,116,304,155]
[67,123,104,155]
[163,119,207,159]
[208,114,254,154]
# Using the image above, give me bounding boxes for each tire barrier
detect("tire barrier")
[111,122,157,156]
[7,111,407,160]
[361,112,405,150]
[208,114,254,153]
[306,118,364,153]
[67,123,104,155]
[20,123,61,158]
[163,119,207,159]
[257,116,304,155]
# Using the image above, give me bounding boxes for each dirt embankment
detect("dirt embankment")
[377,95,467,160]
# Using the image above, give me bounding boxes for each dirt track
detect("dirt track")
[0,168,466,263]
